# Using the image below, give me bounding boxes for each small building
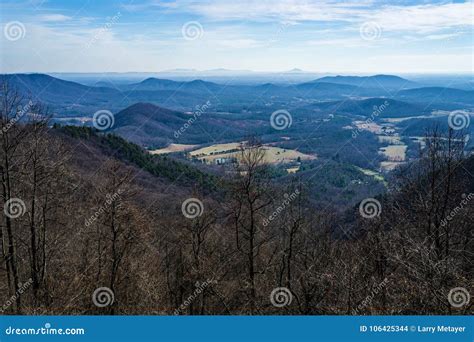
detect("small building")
[214,157,231,165]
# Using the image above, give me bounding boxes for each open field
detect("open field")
[149,144,198,155]
[353,121,384,134]
[189,142,316,165]
[189,142,242,157]
[378,135,403,145]
[379,145,407,161]
[354,166,387,185]
[380,161,405,172]
[286,166,300,174]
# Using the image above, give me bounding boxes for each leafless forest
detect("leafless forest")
[1,82,472,315]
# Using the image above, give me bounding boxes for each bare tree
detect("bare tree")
[227,140,272,312]
[0,81,30,312]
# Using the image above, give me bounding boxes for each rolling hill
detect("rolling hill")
[1,73,120,104]
[110,102,261,147]
[307,98,429,118]
[0,74,215,115]
[397,87,474,106]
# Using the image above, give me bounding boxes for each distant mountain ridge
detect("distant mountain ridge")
[313,74,419,90]
[2,73,473,120]
[125,78,222,92]
[1,73,119,100]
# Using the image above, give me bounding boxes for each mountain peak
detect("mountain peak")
[287,68,305,73]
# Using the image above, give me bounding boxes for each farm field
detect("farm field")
[149,144,198,155]
[378,135,403,145]
[380,161,405,172]
[189,142,316,165]
[354,166,387,185]
[379,145,407,161]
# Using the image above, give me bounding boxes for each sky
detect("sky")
[0,0,473,74]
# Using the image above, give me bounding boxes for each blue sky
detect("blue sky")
[1,0,473,73]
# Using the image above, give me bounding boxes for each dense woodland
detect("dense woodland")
[0,82,472,315]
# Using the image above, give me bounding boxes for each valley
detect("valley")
[4,72,468,187]
[1,0,473,320]
[2,72,473,202]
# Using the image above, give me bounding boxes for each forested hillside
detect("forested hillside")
[1,83,472,315]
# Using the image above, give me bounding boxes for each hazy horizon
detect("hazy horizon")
[5,69,474,75]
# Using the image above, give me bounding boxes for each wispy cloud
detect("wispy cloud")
[1,0,472,73]
[308,37,377,48]
[167,0,473,33]
[367,2,474,33]
[39,14,72,22]
[215,38,262,49]
[425,33,464,41]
